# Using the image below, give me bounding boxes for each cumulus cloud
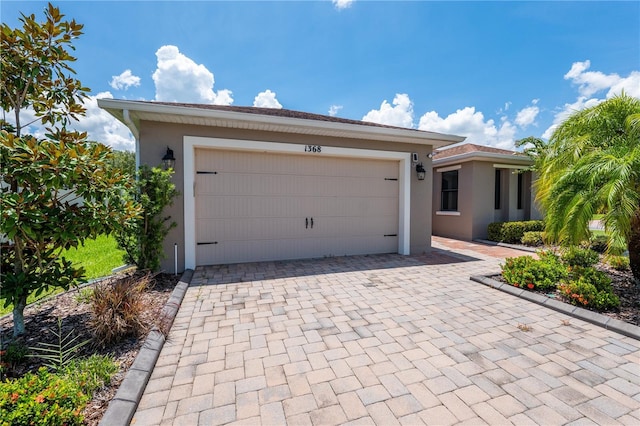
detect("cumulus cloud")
[152,45,233,105]
[362,93,414,128]
[328,105,343,117]
[333,0,354,10]
[253,90,282,108]
[515,99,539,128]
[109,69,141,91]
[4,92,135,151]
[418,107,517,150]
[543,61,640,139]
[74,92,136,151]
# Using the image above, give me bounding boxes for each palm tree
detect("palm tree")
[535,93,640,283]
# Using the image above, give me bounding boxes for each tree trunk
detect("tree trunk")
[12,295,27,337]
[629,207,640,286]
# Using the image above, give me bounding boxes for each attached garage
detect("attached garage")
[98,99,465,272]
[192,143,402,265]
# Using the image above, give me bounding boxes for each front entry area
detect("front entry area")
[194,148,400,265]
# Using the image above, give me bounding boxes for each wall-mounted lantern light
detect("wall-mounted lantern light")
[162,147,176,170]
[416,163,426,180]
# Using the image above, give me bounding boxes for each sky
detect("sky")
[2,0,639,152]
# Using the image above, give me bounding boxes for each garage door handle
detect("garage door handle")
[306,218,309,229]
[310,218,314,229]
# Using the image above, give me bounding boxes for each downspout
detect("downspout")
[122,109,140,169]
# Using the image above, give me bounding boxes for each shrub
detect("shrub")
[117,166,178,272]
[487,222,504,242]
[521,231,544,247]
[88,273,150,347]
[559,275,620,311]
[605,255,630,271]
[0,367,89,425]
[561,246,599,268]
[501,253,567,292]
[589,234,609,254]
[487,220,544,244]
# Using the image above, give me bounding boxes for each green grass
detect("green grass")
[1,235,125,316]
[61,234,126,280]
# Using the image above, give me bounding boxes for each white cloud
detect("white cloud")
[253,90,282,108]
[74,92,135,151]
[515,100,540,128]
[362,93,414,128]
[418,106,517,150]
[4,92,135,151]
[328,105,343,116]
[333,0,354,10]
[109,69,141,91]
[543,61,640,138]
[152,45,233,105]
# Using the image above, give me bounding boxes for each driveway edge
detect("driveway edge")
[99,269,193,426]
[471,274,640,341]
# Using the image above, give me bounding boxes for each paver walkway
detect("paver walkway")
[132,240,639,425]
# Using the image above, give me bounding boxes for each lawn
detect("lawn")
[0,235,125,316]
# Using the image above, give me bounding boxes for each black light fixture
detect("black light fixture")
[416,163,426,180]
[162,147,176,170]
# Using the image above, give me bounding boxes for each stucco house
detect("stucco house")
[98,99,465,272]
[431,143,542,241]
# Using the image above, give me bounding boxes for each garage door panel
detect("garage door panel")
[195,148,400,265]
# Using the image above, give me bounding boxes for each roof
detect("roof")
[97,99,466,148]
[434,143,520,159]
[433,143,532,167]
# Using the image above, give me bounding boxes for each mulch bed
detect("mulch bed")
[0,272,180,425]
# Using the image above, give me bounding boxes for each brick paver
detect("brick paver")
[131,237,640,424]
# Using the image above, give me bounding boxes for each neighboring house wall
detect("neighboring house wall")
[432,151,541,241]
[139,121,439,272]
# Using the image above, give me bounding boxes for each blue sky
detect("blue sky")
[3,0,639,151]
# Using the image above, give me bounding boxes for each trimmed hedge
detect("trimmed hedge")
[487,220,545,244]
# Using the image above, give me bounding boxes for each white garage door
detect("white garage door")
[195,148,399,265]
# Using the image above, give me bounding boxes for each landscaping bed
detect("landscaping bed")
[491,253,639,327]
[0,272,180,425]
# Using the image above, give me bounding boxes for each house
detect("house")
[431,143,542,241]
[98,99,465,272]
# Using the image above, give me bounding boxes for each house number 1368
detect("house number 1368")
[305,145,322,153]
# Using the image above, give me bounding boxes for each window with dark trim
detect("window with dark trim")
[441,170,458,211]
[494,169,501,209]
[517,173,524,210]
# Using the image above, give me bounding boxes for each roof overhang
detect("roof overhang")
[97,99,465,148]
[433,151,532,168]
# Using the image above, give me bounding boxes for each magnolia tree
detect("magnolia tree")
[1,3,140,336]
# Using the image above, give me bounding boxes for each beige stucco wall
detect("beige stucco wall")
[138,120,437,272]
[432,159,541,242]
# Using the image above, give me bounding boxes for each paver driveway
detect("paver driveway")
[132,242,640,425]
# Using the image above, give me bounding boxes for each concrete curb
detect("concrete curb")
[471,274,640,341]
[473,239,539,253]
[99,269,193,426]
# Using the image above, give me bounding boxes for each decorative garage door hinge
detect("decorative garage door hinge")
[197,171,218,174]
[384,178,398,181]
[197,241,218,245]
[384,234,398,237]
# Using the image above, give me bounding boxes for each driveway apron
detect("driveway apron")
[132,239,640,425]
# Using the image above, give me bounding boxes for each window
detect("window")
[441,170,458,211]
[517,173,524,210]
[494,169,501,209]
